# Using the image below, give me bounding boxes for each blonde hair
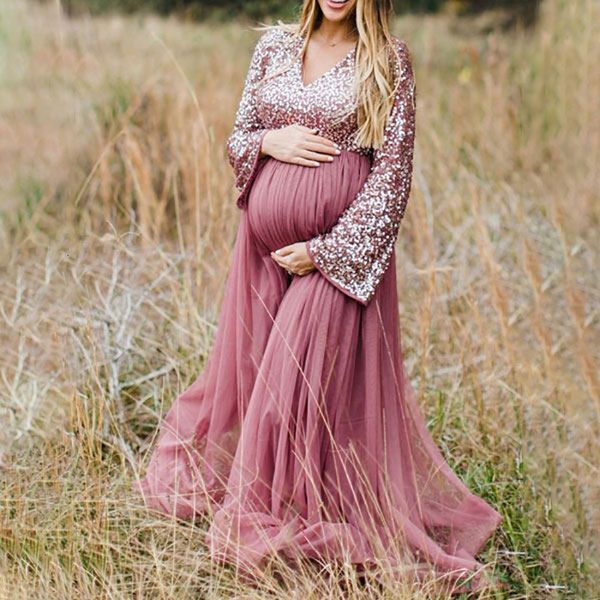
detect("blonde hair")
[254,0,401,149]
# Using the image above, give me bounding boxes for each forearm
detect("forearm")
[259,130,272,158]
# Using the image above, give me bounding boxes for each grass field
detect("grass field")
[0,0,598,597]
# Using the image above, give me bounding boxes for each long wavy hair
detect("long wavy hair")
[254,0,401,149]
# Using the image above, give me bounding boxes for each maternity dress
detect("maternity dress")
[135,26,503,594]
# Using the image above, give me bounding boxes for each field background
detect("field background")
[0,0,598,597]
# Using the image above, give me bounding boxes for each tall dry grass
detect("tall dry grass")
[0,0,598,597]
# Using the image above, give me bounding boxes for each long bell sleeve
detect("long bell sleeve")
[227,30,277,209]
[305,39,416,306]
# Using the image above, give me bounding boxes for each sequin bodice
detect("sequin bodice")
[255,38,369,156]
[227,26,416,305]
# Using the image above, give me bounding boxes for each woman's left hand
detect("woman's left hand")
[270,242,315,276]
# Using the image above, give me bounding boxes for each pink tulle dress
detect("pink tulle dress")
[134,25,503,594]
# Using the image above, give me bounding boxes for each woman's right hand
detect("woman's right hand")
[260,124,341,166]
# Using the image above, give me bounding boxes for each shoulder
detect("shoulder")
[253,23,299,54]
[387,36,416,110]
[388,35,414,77]
[390,35,411,54]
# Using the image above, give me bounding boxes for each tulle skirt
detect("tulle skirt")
[134,150,503,594]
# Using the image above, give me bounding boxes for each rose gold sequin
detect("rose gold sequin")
[227,27,416,305]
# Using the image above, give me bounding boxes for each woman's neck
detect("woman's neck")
[314,19,356,44]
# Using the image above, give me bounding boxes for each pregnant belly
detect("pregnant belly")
[246,150,372,253]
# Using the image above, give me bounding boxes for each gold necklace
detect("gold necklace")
[315,30,356,47]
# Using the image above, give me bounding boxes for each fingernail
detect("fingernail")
[328,156,333,161]
[334,148,341,154]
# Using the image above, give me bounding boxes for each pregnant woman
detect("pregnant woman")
[135,0,503,593]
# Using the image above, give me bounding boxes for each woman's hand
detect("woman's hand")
[271,242,315,276]
[261,124,341,166]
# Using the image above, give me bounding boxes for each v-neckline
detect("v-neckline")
[297,41,357,90]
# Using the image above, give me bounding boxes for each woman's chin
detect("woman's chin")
[321,0,353,21]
